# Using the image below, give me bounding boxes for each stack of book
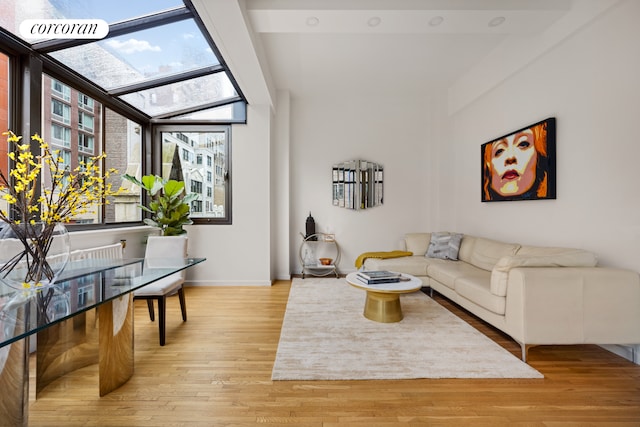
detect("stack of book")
[356,270,402,285]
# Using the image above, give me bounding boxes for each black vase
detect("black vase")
[305,213,317,241]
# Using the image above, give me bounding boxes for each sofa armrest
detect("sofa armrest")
[490,250,598,296]
[504,267,640,345]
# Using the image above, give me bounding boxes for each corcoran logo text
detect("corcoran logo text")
[19,19,109,40]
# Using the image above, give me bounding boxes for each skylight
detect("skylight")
[0,0,246,121]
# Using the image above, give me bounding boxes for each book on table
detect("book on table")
[356,270,402,284]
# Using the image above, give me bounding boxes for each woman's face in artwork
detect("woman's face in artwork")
[490,129,537,196]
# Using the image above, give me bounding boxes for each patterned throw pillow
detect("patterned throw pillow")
[426,232,463,260]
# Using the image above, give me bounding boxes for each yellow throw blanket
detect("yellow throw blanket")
[354,250,413,269]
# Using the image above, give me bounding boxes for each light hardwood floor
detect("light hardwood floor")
[29,281,640,426]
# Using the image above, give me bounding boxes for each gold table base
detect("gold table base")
[346,272,423,324]
[37,294,134,398]
[363,291,404,323]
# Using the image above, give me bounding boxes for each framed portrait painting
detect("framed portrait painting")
[481,117,556,202]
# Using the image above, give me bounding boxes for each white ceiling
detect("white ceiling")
[192,0,614,104]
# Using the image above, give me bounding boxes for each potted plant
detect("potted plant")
[122,174,198,236]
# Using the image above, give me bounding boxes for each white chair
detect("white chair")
[134,236,188,346]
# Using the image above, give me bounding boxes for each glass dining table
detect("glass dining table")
[0,257,206,427]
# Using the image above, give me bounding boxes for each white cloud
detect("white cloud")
[182,33,195,40]
[105,38,161,54]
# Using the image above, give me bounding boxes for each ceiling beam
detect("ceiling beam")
[191,0,275,108]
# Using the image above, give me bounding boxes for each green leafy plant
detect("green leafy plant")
[122,174,198,236]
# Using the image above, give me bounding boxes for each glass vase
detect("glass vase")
[0,222,70,290]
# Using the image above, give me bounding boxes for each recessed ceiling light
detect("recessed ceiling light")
[306,16,320,27]
[488,16,506,27]
[367,17,381,27]
[429,16,444,27]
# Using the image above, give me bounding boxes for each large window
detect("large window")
[42,73,143,225]
[158,126,231,223]
[1,0,245,228]
[104,108,143,224]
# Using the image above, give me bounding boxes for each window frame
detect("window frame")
[152,123,232,225]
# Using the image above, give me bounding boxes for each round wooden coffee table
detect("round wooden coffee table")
[346,272,423,323]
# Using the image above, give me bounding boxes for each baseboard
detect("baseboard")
[600,344,639,364]
[185,280,273,286]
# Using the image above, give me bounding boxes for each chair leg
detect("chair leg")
[146,299,155,321]
[158,296,166,346]
[178,287,187,322]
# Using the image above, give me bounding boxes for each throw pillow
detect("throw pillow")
[447,233,463,260]
[426,232,463,260]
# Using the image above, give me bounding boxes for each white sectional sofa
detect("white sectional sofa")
[363,233,640,361]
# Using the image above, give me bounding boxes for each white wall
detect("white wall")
[184,103,273,286]
[444,0,640,271]
[288,92,431,276]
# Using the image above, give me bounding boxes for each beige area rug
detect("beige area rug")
[272,278,543,380]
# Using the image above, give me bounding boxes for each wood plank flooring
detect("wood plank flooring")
[29,281,640,426]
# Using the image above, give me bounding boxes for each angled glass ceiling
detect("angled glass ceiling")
[0,0,245,121]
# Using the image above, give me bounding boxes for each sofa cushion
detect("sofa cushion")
[515,245,598,263]
[455,274,506,316]
[427,262,485,291]
[426,232,463,260]
[468,237,520,271]
[404,233,431,256]
[457,235,475,264]
[490,247,598,296]
[363,256,432,277]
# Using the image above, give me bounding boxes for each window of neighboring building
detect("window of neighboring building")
[78,92,94,111]
[78,133,94,153]
[51,124,71,148]
[52,99,71,124]
[78,111,94,132]
[52,79,71,102]
[59,150,72,170]
[78,154,91,166]
[191,200,202,213]
[190,180,202,193]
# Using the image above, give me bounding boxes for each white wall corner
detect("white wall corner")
[272,90,291,279]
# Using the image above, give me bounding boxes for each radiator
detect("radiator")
[70,242,124,261]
